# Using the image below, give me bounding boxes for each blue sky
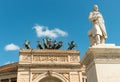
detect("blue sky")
[0,0,120,66]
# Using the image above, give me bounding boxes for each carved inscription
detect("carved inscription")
[33,55,68,63]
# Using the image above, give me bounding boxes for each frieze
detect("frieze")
[20,54,80,63]
[19,50,80,63]
[33,55,68,63]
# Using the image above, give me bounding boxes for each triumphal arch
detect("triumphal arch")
[17,49,86,82]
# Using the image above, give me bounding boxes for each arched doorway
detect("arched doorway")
[39,76,62,82]
[33,72,68,82]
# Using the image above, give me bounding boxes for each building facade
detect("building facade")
[0,63,17,82]
[0,49,86,82]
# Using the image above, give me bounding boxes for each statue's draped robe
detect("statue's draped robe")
[89,11,107,39]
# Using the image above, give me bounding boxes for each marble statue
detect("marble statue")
[88,5,107,46]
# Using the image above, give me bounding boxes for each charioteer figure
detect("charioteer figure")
[68,41,76,50]
[52,40,57,49]
[48,39,53,49]
[37,40,43,49]
[56,41,63,49]
[43,38,49,49]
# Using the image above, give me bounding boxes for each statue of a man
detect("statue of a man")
[88,5,107,46]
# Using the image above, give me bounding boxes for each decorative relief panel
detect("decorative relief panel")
[32,73,41,81]
[33,55,68,63]
[20,54,31,62]
[70,55,79,62]
[60,73,69,80]
[70,73,79,82]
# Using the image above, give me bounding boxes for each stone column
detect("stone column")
[9,78,11,82]
[81,44,120,82]
[79,72,82,82]
[84,78,86,82]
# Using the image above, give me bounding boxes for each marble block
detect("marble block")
[81,44,120,82]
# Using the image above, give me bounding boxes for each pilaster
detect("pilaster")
[9,78,11,82]
[79,72,82,82]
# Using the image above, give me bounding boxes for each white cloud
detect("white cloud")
[33,25,68,38]
[4,61,14,65]
[4,43,20,51]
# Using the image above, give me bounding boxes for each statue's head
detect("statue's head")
[93,5,98,11]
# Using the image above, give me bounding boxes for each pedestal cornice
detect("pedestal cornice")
[81,44,120,70]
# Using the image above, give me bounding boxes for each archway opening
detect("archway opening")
[39,76,62,82]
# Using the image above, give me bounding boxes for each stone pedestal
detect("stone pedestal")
[81,44,120,82]
[17,49,85,82]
